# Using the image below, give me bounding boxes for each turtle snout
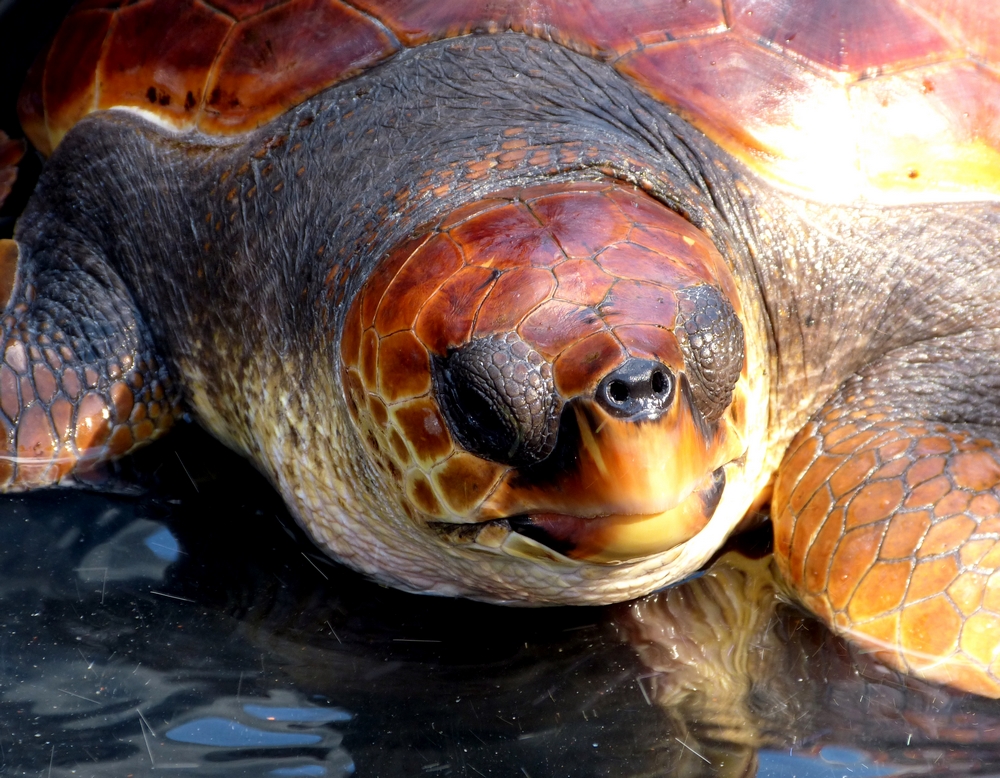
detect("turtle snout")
[595,358,675,420]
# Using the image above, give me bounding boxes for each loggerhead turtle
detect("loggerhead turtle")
[3,0,1000,697]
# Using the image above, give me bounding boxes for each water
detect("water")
[0,426,998,776]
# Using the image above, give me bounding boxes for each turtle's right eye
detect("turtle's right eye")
[432,332,562,466]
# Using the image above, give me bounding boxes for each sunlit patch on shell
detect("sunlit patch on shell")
[617,18,1000,204]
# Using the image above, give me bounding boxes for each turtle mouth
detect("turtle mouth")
[426,383,747,565]
[432,464,728,565]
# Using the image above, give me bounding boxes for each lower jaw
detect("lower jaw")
[433,466,726,564]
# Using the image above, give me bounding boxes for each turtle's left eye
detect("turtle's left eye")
[674,284,744,423]
[432,332,562,466]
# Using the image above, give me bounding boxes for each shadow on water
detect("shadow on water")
[4,2,1000,775]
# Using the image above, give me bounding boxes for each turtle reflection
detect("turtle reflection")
[616,550,1000,776]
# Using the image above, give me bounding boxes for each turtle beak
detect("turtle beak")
[477,372,745,562]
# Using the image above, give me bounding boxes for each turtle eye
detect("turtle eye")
[674,285,745,423]
[432,333,562,466]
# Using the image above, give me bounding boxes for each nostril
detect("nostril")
[608,380,629,404]
[594,358,675,420]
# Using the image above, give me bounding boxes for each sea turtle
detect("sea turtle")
[3,0,1000,697]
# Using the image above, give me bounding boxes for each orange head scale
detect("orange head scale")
[341,179,753,579]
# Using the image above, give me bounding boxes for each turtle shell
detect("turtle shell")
[18,0,1000,203]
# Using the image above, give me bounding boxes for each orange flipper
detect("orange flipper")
[0,131,25,212]
[774,387,1000,698]
[0,239,180,490]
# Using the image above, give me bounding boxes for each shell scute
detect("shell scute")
[729,0,958,74]
[97,0,233,127]
[37,8,115,154]
[850,60,1000,194]
[618,33,856,192]
[205,0,288,19]
[200,0,397,134]
[24,0,397,148]
[22,0,1000,201]
[907,0,1000,64]
[349,0,726,55]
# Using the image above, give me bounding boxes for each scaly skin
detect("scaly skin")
[775,384,1000,696]
[0,239,179,489]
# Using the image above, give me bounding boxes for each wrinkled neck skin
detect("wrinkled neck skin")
[18,33,1000,603]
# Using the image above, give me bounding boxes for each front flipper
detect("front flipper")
[774,354,1000,697]
[0,237,178,489]
[0,131,25,210]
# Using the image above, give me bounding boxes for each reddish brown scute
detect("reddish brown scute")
[18,0,1000,201]
[340,180,729,404]
[18,0,399,154]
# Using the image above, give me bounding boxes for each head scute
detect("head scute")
[674,284,745,423]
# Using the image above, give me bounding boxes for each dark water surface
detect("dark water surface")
[4,2,1000,775]
[2,427,1000,777]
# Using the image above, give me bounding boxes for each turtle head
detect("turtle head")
[337,180,760,601]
